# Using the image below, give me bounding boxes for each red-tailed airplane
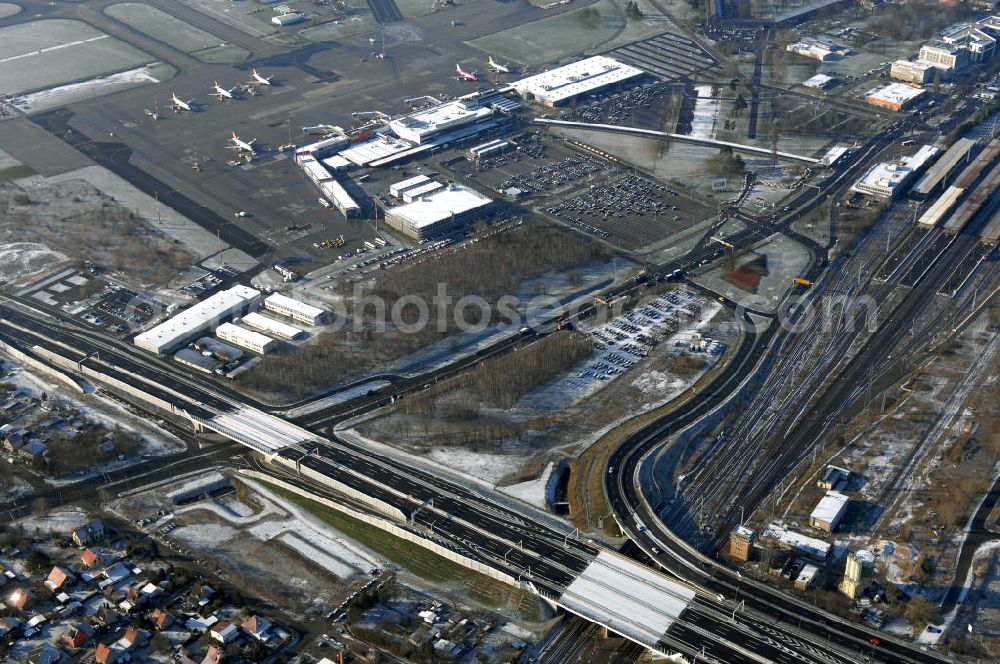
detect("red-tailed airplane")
[454,64,478,82]
[250,68,273,86]
[170,92,195,112]
[227,132,256,156]
[210,81,237,100]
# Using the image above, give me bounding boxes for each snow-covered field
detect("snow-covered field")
[0,242,68,284]
[426,448,520,485]
[499,462,554,509]
[17,507,89,536]
[10,65,161,114]
[245,479,378,578]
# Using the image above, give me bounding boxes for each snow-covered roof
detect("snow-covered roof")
[241,312,303,339]
[796,564,819,585]
[810,491,849,524]
[387,185,493,229]
[134,285,260,354]
[264,293,327,322]
[866,82,926,105]
[511,56,644,105]
[764,523,831,559]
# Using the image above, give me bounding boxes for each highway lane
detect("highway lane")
[3,313,859,661]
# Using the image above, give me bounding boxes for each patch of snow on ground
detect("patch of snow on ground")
[921,539,1000,643]
[173,522,238,548]
[501,622,537,640]
[426,448,520,484]
[499,463,553,509]
[11,66,159,113]
[0,242,67,284]
[1,476,31,503]
[176,498,282,526]
[244,478,378,578]
[631,370,688,396]
[280,532,366,579]
[17,507,88,535]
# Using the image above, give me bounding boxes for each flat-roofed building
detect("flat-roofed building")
[942,25,996,62]
[264,293,329,325]
[853,145,940,199]
[919,40,969,71]
[319,179,361,218]
[865,82,927,111]
[839,549,875,598]
[241,312,303,339]
[510,56,644,106]
[786,37,850,61]
[803,73,837,89]
[389,175,432,198]
[385,184,494,240]
[134,285,260,355]
[173,348,220,374]
[389,100,493,145]
[890,59,936,85]
[762,524,831,560]
[216,323,277,355]
[728,526,755,562]
[402,181,445,203]
[809,491,849,532]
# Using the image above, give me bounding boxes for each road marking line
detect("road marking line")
[0,34,109,65]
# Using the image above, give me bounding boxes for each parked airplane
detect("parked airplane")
[487,56,511,74]
[454,64,478,82]
[227,132,256,155]
[210,81,237,100]
[170,92,195,112]
[250,68,273,86]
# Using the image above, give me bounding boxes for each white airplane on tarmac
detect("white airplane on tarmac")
[170,92,195,111]
[210,81,238,100]
[487,56,512,74]
[250,68,273,86]
[227,131,256,156]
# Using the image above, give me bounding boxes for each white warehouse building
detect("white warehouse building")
[385,184,494,240]
[134,285,261,355]
[510,56,644,106]
[241,311,303,340]
[216,323,278,354]
[264,292,329,325]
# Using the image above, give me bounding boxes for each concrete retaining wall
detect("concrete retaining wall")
[30,345,187,418]
[0,340,85,394]
[268,456,406,522]
[241,470,522,590]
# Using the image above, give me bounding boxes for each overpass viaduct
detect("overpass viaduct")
[534,118,823,165]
